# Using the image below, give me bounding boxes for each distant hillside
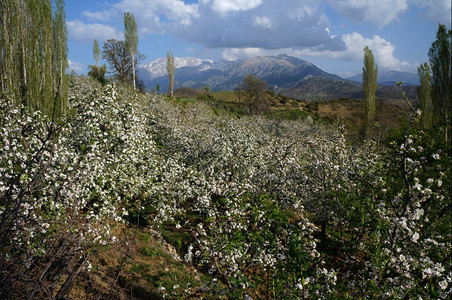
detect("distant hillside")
[284,77,360,100]
[285,76,418,101]
[347,70,419,86]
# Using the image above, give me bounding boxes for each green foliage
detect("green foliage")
[167,51,175,98]
[88,64,108,85]
[428,24,452,141]
[235,74,270,114]
[362,46,378,138]
[417,62,433,129]
[93,39,100,67]
[141,246,168,258]
[0,0,68,119]
[305,101,319,112]
[102,39,146,84]
[124,12,138,90]
[267,108,314,121]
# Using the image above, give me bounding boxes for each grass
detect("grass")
[168,90,414,138]
[267,108,315,121]
[70,227,206,299]
[210,91,238,102]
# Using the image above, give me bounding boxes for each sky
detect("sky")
[65,0,451,78]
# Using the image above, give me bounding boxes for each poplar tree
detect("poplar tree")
[417,62,433,130]
[52,0,68,119]
[0,0,67,118]
[93,39,100,70]
[124,12,138,90]
[167,51,175,98]
[89,39,107,84]
[362,46,378,138]
[428,24,451,141]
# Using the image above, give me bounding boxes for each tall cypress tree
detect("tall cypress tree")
[362,46,378,138]
[124,12,138,90]
[417,62,433,130]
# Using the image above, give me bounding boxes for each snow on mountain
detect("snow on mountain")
[138,57,214,79]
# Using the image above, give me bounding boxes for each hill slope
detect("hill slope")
[285,76,418,101]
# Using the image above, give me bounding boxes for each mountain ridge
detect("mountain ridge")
[136,54,419,99]
[137,54,343,91]
[347,69,419,86]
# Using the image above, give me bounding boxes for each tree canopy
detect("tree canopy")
[0,0,68,119]
[428,24,451,141]
[102,39,145,84]
[235,74,270,114]
[417,62,433,129]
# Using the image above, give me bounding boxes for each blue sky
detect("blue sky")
[65,0,451,78]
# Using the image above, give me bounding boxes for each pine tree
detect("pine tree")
[417,62,433,130]
[124,12,138,90]
[362,46,378,138]
[167,51,175,98]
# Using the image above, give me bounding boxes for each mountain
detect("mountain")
[347,70,419,86]
[137,57,230,90]
[202,54,343,90]
[137,54,342,92]
[137,54,419,100]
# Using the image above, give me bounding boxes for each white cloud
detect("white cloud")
[67,20,123,43]
[113,0,199,28]
[210,0,263,14]
[298,32,412,71]
[75,0,333,50]
[82,9,117,22]
[253,16,275,29]
[69,0,339,51]
[169,0,338,50]
[327,0,409,28]
[327,0,451,28]
[412,0,452,24]
[68,60,85,74]
[222,48,270,60]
